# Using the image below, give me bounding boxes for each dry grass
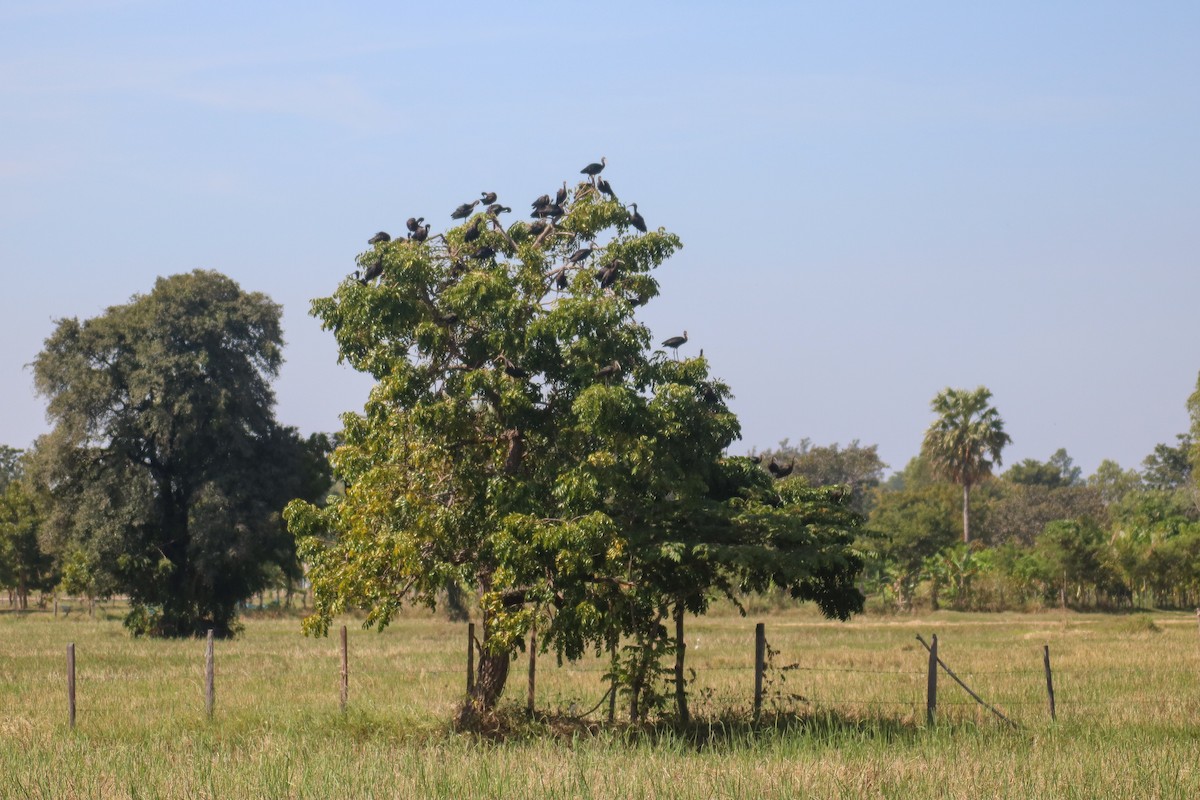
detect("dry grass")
[1,602,1198,798]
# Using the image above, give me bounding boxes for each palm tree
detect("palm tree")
[921,386,1012,543]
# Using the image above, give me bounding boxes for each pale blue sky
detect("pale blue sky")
[2,1,1198,476]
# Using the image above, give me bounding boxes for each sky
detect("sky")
[2,1,1198,477]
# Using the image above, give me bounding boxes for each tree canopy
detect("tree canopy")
[32,269,321,637]
[286,167,864,722]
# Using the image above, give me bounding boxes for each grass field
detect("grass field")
[2,602,1199,798]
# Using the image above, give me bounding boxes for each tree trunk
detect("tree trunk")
[962,483,971,543]
[456,599,512,726]
[673,602,689,724]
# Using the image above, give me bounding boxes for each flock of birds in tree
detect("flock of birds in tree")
[350,157,681,354]
[349,158,749,457]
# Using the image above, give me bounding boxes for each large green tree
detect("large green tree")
[32,270,316,637]
[286,168,864,722]
[920,386,1012,543]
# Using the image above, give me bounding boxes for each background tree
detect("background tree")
[920,386,1012,543]
[753,438,887,515]
[32,270,316,637]
[0,454,55,609]
[287,168,864,723]
[1087,459,1143,507]
[0,446,23,491]
[866,482,960,609]
[1004,448,1082,489]
[1142,435,1193,492]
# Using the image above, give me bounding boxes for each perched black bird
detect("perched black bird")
[498,355,528,379]
[567,247,594,264]
[628,203,647,233]
[451,200,480,219]
[470,245,495,260]
[749,454,763,465]
[486,204,511,216]
[368,231,391,245]
[358,257,384,285]
[697,382,720,404]
[411,224,430,243]
[597,178,615,199]
[555,270,569,290]
[529,220,549,236]
[597,265,619,289]
[661,330,688,355]
[544,204,565,218]
[406,217,424,233]
[531,193,551,209]
[464,220,483,243]
[596,360,621,380]
[436,311,459,326]
[481,191,497,204]
[768,459,795,479]
[555,181,568,205]
[581,156,606,178]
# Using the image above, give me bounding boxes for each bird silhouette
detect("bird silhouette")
[596,360,621,380]
[406,217,424,233]
[661,330,688,357]
[358,257,383,285]
[368,231,391,245]
[486,204,511,216]
[451,200,480,219]
[481,191,497,204]
[555,181,568,205]
[470,245,495,260]
[768,459,795,479]
[531,194,551,210]
[581,157,607,178]
[498,355,528,379]
[464,220,483,243]
[628,203,647,233]
[568,248,594,264]
[597,178,616,199]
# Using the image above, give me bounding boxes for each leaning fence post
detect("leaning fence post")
[754,622,766,720]
[66,643,76,729]
[205,629,215,719]
[466,622,475,694]
[926,633,938,726]
[340,625,349,712]
[526,625,537,717]
[1043,644,1056,721]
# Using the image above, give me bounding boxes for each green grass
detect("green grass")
[2,603,1199,798]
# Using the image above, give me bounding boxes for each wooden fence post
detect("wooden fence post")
[608,643,617,724]
[754,622,766,720]
[926,633,938,726]
[66,643,76,730]
[340,625,349,712]
[526,626,537,717]
[466,622,475,694]
[1043,644,1056,721]
[205,629,215,719]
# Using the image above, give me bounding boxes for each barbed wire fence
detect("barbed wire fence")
[25,608,1200,730]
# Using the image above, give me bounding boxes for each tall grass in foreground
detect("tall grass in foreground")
[1,604,1199,798]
